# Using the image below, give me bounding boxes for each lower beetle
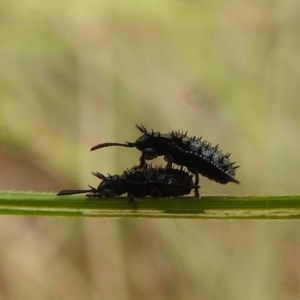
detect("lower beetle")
[57,165,197,200]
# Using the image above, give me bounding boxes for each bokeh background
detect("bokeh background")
[1,0,300,299]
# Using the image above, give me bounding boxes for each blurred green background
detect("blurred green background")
[1,0,300,299]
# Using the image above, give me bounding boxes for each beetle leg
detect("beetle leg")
[194,173,201,199]
[164,154,173,169]
[127,193,137,208]
[139,154,147,168]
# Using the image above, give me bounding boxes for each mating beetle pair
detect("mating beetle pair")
[57,125,240,199]
[90,125,240,198]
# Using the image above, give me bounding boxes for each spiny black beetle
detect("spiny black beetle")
[57,165,196,200]
[91,125,240,198]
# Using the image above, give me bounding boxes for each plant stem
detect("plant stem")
[1,192,300,219]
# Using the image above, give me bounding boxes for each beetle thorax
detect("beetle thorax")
[135,134,170,156]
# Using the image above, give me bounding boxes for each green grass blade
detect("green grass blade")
[1,192,300,219]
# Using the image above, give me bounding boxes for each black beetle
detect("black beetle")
[57,165,196,200]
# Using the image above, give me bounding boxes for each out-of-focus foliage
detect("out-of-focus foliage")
[1,0,300,299]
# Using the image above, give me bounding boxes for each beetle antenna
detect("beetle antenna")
[91,142,135,151]
[57,189,92,196]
